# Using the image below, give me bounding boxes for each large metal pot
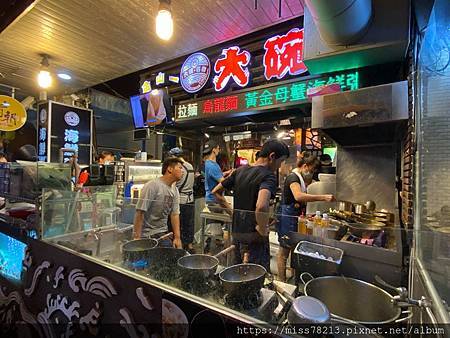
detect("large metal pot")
[178,245,235,279]
[337,201,352,212]
[219,263,266,297]
[346,222,384,237]
[353,203,367,215]
[121,232,173,269]
[301,274,402,324]
[122,238,157,264]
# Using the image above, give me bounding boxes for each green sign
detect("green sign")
[175,71,360,121]
[244,72,359,109]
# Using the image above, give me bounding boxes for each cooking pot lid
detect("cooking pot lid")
[292,296,330,323]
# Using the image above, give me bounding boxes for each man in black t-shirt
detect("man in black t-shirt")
[212,140,289,271]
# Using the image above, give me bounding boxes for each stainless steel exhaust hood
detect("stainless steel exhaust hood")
[311,81,408,146]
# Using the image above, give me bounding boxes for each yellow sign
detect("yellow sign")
[141,80,152,94]
[0,95,27,131]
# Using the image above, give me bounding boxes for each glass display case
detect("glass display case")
[41,185,118,239]
[0,161,71,201]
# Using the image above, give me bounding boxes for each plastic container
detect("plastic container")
[293,241,344,277]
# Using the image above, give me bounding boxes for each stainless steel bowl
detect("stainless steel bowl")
[303,276,401,324]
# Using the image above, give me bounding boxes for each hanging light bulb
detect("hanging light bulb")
[156,0,173,40]
[38,70,52,89]
[37,55,52,89]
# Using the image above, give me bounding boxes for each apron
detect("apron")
[278,170,307,247]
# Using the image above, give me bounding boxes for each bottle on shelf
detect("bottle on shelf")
[321,213,330,238]
[306,220,314,235]
[312,211,322,237]
[298,213,307,234]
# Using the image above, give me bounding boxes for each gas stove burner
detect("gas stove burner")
[180,276,217,295]
[124,259,148,271]
[346,231,386,247]
[148,266,180,284]
[223,290,263,310]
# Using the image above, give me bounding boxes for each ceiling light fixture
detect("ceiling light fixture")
[156,0,173,40]
[57,73,72,80]
[37,55,52,89]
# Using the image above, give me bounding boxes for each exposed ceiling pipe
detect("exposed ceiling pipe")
[304,0,373,46]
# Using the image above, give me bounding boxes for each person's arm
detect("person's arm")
[255,189,272,236]
[290,182,335,203]
[210,163,225,183]
[213,170,236,213]
[212,183,232,214]
[223,168,234,178]
[170,189,182,247]
[133,210,145,239]
[170,213,182,248]
[133,183,151,239]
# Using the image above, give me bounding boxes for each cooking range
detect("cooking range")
[131,266,281,322]
[328,209,394,249]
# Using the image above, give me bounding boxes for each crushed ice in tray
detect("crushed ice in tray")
[298,250,341,264]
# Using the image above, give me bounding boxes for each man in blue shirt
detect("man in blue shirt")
[203,140,232,209]
[202,140,232,253]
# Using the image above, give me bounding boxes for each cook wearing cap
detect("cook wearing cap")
[202,140,219,155]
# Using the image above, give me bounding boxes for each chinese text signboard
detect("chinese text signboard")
[263,28,307,80]
[37,102,49,162]
[178,28,306,94]
[38,101,92,164]
[0,95,27,132]
[175,71,359,121]
[213,46,251,92]
[50,102,92,164]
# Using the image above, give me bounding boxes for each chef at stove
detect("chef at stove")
[212,140,290,271]
[133,157,183,248]
[277,153,335,282]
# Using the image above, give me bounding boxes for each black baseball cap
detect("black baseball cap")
[320,154,332,165]
[202,140,219,155]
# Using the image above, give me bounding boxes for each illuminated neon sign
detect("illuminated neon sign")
[176,71,360,120]
[213,46,251,92]
[155,72,165,85]
[180,52,210,93]
[141,80,152,94]
[263,28,307,80]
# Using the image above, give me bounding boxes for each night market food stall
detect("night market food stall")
[0,0,449,337]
